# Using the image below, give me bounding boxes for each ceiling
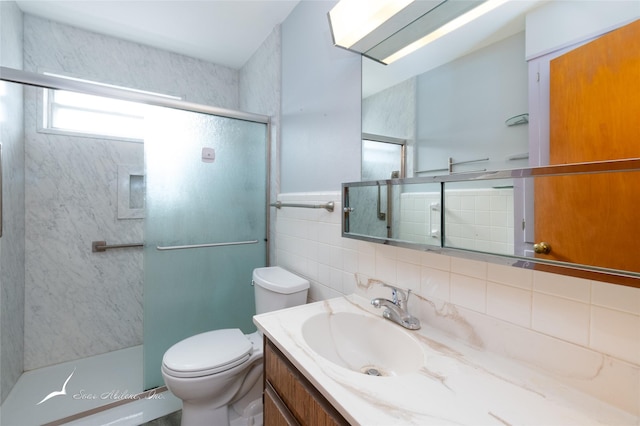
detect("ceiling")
[14,0,546,95]
[15,0,301,69]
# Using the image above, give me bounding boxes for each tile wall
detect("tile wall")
[275,191,640,416]
[0,0,25,403]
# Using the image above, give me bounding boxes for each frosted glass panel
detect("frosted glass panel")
[143,106,267,389]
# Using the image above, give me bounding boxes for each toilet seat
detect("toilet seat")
[162,329,253,378]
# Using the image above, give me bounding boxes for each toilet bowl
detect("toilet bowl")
[161,267,309,426]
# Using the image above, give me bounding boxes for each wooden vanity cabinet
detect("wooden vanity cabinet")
[263,338,350,426]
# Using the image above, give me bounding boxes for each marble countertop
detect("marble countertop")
[253,294,636,425]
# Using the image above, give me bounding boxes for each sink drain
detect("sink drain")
[361,365,388,376]
[365,368,381,376]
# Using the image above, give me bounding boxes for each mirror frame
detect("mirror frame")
[342,158,640,288]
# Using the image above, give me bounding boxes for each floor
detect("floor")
[0,346,181,426]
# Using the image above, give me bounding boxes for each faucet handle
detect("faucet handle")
[382,284,409,306]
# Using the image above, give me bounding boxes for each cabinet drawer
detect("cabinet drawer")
[264,382,300,426]
[265,339,349,426]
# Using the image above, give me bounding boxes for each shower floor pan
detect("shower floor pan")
[1,345,180,426]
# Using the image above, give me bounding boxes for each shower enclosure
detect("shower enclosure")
[144,105,268,389]
[0,67,269,424]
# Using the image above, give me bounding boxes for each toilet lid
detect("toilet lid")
[162,329,253,378]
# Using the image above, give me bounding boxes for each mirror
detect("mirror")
[343,159,640,286]
[344,181,440,245]
[361,3,638,176]
[361,2,539,178]
[356,2,639,286]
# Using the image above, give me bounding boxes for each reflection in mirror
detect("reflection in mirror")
[439,168,640,278]
[443,179,514,255]
[398,182,441,246]
[364,32,528,177]
[343,181,440,246]
[532,170,640,274]
[362,3,638,178]
[361,133,406,180]
[343,160,640,285]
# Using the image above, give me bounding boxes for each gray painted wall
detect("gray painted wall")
[280,0,362,193]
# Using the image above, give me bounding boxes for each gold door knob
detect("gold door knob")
[533,242,552,254]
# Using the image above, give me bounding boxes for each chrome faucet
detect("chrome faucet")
[371,284,421,330]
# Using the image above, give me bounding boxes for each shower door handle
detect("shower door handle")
[156,240,259,251]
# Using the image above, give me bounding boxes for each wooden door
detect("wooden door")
[534,19,640,274]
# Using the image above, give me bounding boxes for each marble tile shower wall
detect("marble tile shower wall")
[22,14,241,370]
[0,1,26,403]
[275,191,640,415]
[239,25,281,265]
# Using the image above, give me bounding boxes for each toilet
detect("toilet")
[161,266,309,426]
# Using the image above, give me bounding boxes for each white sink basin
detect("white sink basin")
[301,312,424,377]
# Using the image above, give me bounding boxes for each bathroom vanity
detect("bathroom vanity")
[264,338,348,425]
[255,295,637,425]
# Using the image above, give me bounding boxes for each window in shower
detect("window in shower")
[39,73,183,142]
[41,89,147,141]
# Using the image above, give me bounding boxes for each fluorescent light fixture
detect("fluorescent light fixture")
[328,0,507,65]
[328,0,414,49]
[383,0,509,63]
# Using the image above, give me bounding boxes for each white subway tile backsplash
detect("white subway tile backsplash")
[451,273,487,313]
[451,257,487,279]
[421,251,451,271]
[375,243,397,260]
[590,306,640,365]
[396,246,423,266]
[342,271,357,295]
[591,280,640,315]
[358,251,376,278]
[375,254,397,284]
[329,245,343,270]
[533,271,591,302]
[487,282,531,327]
[274,191,640,415]
[420,267,450,302]
[342,248,358,274]
[487,263,533,290]
[316,243,332,266]
[532,292,590,345]
[396,261,421,293]
[317,222,340,246]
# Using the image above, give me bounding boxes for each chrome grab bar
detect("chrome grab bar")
[156,240,259,251]
[270,201,334,212]
[92,240,144,252]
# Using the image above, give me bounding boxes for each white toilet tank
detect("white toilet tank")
[252,266,309,315]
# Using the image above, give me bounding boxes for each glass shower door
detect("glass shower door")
[143,106,268,389]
